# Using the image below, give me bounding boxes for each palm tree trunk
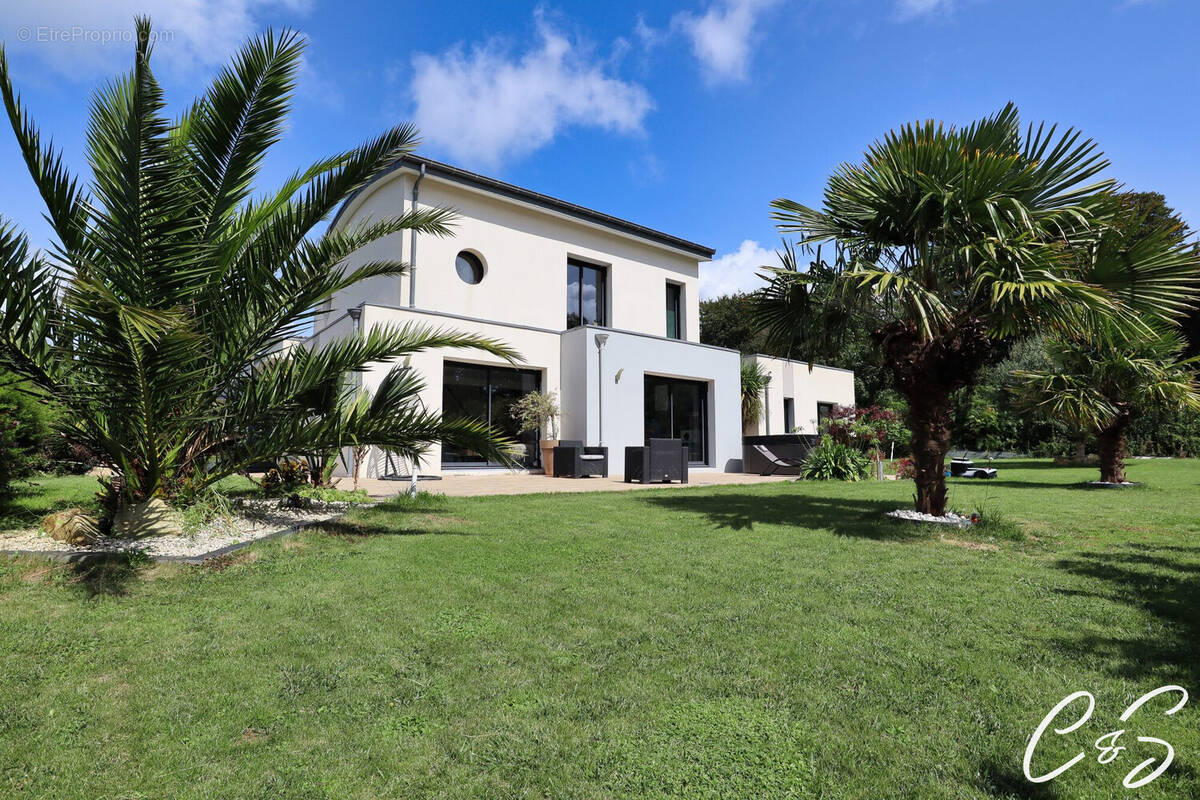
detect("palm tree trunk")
[879,318,993,517]
[906,389,952,515]
[1097,419,1129,483]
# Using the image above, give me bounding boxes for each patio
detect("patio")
[336,471,793,498]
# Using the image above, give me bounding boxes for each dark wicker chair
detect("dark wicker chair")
[624,438,689,484]
[553,440,609,478]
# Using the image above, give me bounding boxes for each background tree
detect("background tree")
[700,292,773,356]
[0,21,519,511]
[1015,327,1200,483]
[738,241,897,406]
[761,104,1199,515]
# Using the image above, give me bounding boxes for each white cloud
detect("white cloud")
[408,15,653,169]
[895,0,955,19]
[2,0,312,79]
[671,0,781,84]
[699,239,782,300]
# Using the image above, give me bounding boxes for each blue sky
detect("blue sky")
[2,0,1198,298]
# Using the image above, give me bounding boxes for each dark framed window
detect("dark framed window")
[442,361,541,467]
[644,376,708,464]
[566,259,607,329]
[783,398,795,433]
[816,402,835,431]
[665,282,682,339]
[455,251,484,285]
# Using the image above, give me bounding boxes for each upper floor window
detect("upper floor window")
[456,251,484,285]
[566,259,607,328]
[665,282,682,339]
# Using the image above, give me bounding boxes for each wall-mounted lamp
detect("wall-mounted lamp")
[614,368,624,384]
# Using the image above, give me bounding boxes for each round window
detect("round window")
[455,251,484,285]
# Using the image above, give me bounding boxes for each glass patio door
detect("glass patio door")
[644,376,708,464]
[442,361,541,467]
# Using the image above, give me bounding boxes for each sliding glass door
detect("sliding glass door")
[442,361,541,467]
[644,376,708,464]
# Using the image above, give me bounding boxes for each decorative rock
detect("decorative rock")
[41,508,100,545]
[112,498,184,538]
[1087,481,1142,488]
[4,497,370,560]
[885,509,974,527]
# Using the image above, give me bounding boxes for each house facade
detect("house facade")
[313,156,852,477]
[740,355,856,436]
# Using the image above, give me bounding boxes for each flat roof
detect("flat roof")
[332,155,716,260]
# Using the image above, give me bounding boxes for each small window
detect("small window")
[783,398,795,433]
[456,251,484,285]
[816,402,835,430]
[665,282,682,339]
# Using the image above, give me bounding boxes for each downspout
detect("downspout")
[408,163,426,493]
[409,163,426,308]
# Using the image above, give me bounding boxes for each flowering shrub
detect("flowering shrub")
[823,405,909,456]
[893,457,916,479]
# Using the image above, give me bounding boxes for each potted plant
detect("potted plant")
[510,390,560,474]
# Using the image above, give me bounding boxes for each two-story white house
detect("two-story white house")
[313,156,853,477]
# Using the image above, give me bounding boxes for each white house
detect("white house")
[740,354,856,436]
[312,156,853,477]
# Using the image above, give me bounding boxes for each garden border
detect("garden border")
[0,513,345,566]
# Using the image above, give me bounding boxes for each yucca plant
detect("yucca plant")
[740,361,771,426]
[760,103,1200,515]
[0,20,520,509]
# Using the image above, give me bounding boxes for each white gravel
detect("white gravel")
[1087,481,1142,488]
[0,498,368,559]
[885,508,975,527]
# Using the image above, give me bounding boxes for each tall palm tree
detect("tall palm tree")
[760,104,1199,515]
[0,20,520,507]
[1015,326,1200,484]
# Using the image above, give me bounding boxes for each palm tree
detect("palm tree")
[761,104,1199,515]
[1015,327,1200,484]
[0,20,520,509]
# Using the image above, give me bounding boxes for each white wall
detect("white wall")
[352,305,564,476]
[328,168,705,342]
[562,326,744,472]
[742,355,856,436]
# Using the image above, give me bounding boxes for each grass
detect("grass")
[1,459,1198,798]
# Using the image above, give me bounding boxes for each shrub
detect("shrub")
[0,374,53,501]
[509,390,560,439]
[800,436,871,481]
[824,405,909,457]
[261,459,311,496]
[740,362,771,426]
[893,457,916,480]
[294,486,371,504]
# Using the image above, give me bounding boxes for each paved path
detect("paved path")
[334,471,793,499]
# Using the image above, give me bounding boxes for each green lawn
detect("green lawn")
[2,459,1198,798]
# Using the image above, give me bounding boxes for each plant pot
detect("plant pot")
[540,439,559,475]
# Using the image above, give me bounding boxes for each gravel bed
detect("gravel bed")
[885,508,975,527]
[1087,481,1143,488]
[0,498,371,560]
